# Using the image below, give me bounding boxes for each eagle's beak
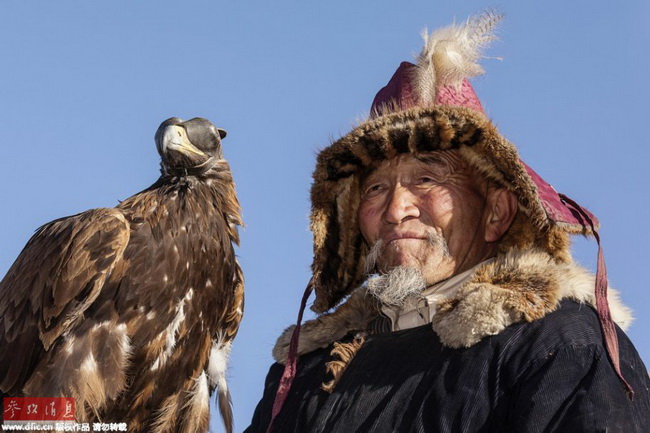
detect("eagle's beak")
[163,125,206,157]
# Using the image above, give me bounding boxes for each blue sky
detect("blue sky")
[1,1,649,431]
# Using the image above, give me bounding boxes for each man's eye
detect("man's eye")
[364,184,384,196]
[416,176,436,185]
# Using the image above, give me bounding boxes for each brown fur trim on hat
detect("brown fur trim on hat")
[310,105,560,313]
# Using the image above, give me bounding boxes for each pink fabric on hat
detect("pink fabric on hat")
[522,161,599,229]
[435,79,484,113]
[371,62,484,116]
[371,62,420,118]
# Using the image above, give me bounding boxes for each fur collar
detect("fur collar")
[273,249,632,363]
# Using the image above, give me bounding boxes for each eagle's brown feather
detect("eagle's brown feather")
[0,209,130,393]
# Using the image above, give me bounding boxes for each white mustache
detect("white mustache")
[364,230,449,274]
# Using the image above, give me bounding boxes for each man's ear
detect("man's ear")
[484,187,518,243]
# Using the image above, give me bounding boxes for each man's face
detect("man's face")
[358,152,496,286]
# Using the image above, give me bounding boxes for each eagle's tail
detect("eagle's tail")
[217,381,234,433]
[209,336,234,433]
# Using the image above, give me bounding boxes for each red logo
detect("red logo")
[3,397,75,421]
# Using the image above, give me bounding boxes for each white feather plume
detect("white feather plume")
[415,11,503,105]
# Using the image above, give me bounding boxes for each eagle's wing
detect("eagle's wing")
[213,262,244,432]
[0,208,130,395]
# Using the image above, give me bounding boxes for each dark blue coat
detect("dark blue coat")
[246,300,650,432]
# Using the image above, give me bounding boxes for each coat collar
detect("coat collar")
[273,248,632,363]
[381,259,493,332]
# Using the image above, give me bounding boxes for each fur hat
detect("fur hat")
[308,11,598,313]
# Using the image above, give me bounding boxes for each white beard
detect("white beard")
[364,231,451,307]
[366,266,426,308]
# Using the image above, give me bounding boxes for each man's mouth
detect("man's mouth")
[383,232,427,243]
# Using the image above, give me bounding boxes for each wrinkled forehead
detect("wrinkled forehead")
[359,150,480,184]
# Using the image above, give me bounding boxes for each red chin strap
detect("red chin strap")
[267,283,313,433]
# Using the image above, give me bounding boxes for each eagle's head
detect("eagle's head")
[155,117,227,176]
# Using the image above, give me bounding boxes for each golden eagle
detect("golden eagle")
[0,117,244,433]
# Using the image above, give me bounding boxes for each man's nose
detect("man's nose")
[383,185,419,224]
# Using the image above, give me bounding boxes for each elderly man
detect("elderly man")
[245,13,650,433]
